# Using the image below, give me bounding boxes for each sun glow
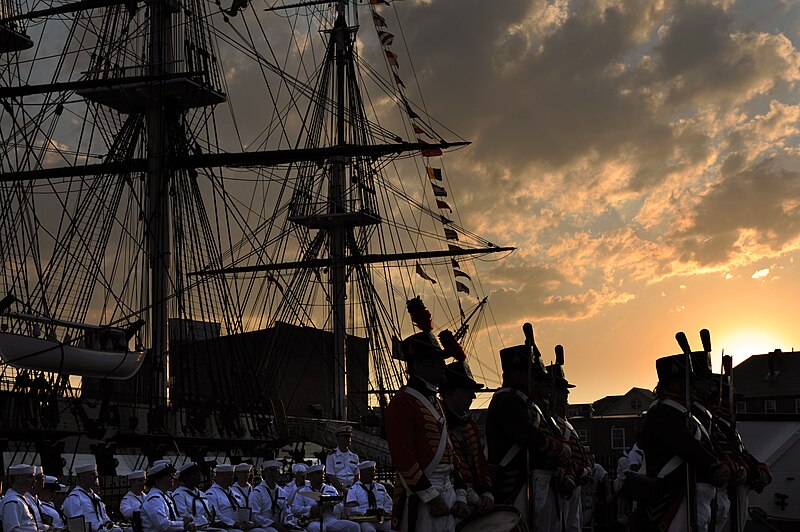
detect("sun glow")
[713,328,794,369]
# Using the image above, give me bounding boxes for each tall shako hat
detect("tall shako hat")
[656,329,714,382]
[547,345,575,388]
[499,323,548,376]
[438,329,484,391]
[395,297,449,362]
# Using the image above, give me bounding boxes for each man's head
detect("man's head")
[262,461,281,486]
[147,462,175,492]
[234,463,252,485]
[400,330,449,385]
[75,463,99,489]
[214,464,234,488]
[127,470,146,494]
[306,464,324,487]
[31,466,44,495]
[39,476,59,502]
[334,426,353,451]
[357,461,376,484]
[440,360,483,414]
[292,463,307,484]
[176,463,200,489]
[8,464,35,494]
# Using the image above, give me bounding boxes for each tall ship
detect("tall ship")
[0,0,512,474]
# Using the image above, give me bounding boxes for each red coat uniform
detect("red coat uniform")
[445,409,492,496]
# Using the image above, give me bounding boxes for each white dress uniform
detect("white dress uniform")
[231,484,251,508]
[140,487,184,532]
[1,488,39,532]
[23,493,46,531]
[291,484,359,532]
[204,484,243,530]
[283,481,309,507]
[325,450,360,489]
[40,501,65,529]
[250,482,293,530]
[120,492,145,520]
[344,481,392,532]
[172,487,213,528]
[63,486,113,531]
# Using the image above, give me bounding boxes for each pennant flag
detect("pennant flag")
[458,299,466,319]
[394,72,405,88]
[453,269,471,280]
[415,262,437,284]
[385,50,399,68]
[426,167,442,181]
[431,183,447,197]
[444,228,459,240]
[422,147,443,157]
[451,258,460,268]
[440,214,453,225]
[456,281,470,295]
[406,103,420,119]
[372,11,387,27]
[378,30,394,46]
[436,199,451,211]
[448,244,463,252]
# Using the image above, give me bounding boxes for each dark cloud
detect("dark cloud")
[676,157,800,264]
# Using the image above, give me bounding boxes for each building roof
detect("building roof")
[593,387,654,416]
[734,350,800,398]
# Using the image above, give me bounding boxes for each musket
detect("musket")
[523,322,537,531]
[722,353,740,532]
[676,331,698,532]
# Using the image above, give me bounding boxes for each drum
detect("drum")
[455,505,528,532]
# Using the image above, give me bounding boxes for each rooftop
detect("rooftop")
[734,350,800,398]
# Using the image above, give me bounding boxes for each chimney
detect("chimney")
[766,349,782,382]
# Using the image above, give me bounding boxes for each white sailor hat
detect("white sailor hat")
[147,462,174,478]
[44,475,59,484]
[215,464,234,473]
[153,459,171,467]
[176,462,198,478]
[127,470,146,480]
[334,425,353,436]
[75,463,97,475]
[34,466,43,476]
[8,464,35,476]
[357,461,376,471]
[56,484,69,493]
[306,464,324,474]
[262,460,281,470]
[234,463,252,473]
[291,463,308,474]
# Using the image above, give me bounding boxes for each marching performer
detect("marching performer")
[290,464,358,532]
[384,297,468,532]
[1,464,39,532]
[486,325,571,531]
[284,464,309,507]
[437,331,494,517]
[141,462,194,532]
[548,346,589,532]
[120,470,147,519]
[636,336,731,532]
[39,477,67,530]
[172,462,215,529]
[344,461,392,532]
[250,460,294,532]
[63,463,121,532]
[233,464,254,507]
[325,427,360,493]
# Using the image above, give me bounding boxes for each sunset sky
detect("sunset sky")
[377,0,800,404]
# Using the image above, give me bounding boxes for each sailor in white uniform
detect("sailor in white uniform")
[206,464,270,532]
[120,470,147,520]
[39,477,67,530]
[1,464,39,532]
[344,462,392,532]
[171,462,215,529]
[232,464,254,508]
[63,463,120,532]
[23,466,47,531]
[140,462,194,532]
[325,427,360,492]
[283,465,309,507]
[250,460,294,532]
[291,464,358,532]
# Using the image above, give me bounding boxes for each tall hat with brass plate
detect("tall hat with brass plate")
[547,344,575,388]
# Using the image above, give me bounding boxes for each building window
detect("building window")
[630,398,642,411]
[736,401,746,414]
[611,428,626,450]
[765,399,776,413]
[578,429,588,444]
[795,398,800,414]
